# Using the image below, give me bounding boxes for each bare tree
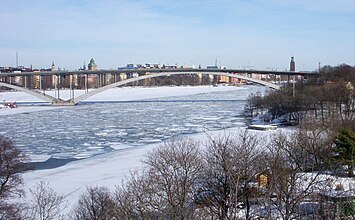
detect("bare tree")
[25,181,67,220]
[234,130,262,219]
[0,201,23,220]
[294,124,335,171]
[245,92,264,117]
[113,138,203,219]
[196,134,238,219]
[261,131,328,220]
[71,186,115,220]
[197,131,261,219]
[0,135,26,219]
[143,137,203,219]
[114,170,162,219]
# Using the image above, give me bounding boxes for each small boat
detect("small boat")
[3,102,17,108]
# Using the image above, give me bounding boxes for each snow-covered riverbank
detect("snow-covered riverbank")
[22,126,279,212]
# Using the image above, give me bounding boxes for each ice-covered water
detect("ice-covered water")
[0,85,267,163]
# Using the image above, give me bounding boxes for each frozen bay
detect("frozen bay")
[0,85,268,165]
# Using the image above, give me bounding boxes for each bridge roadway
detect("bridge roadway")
[0,68,316,106]
[0,68,317,77]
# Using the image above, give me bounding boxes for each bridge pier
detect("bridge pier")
[51,99,77,106]
[39,75,42,90]
[69,74,75,99]
[85,74,88,93]
[57,75,61,99]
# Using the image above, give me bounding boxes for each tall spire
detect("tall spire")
[51,61,56,72]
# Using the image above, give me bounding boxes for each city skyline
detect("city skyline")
[1,0,354,71]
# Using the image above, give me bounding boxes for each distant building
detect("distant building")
[206,65,218,69]
[206,65,230,84]
[126,64,137,69]
[51,61,56,72]
[290,56,295,72]
[79,61,86,71]
[88,58,97,71]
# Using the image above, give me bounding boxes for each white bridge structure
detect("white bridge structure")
[0,68,316,106]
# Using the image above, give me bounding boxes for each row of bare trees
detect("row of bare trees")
[69,126,351,219]
[71,127,343,219]
[245,64,355,124]
[1,124,354,219]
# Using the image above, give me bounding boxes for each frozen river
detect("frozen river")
[0,85,267,166]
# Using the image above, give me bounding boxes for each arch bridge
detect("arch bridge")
[0,68,315,106]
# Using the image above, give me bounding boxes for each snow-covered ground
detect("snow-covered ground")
[22,126,278,212]
[22,126,355,214]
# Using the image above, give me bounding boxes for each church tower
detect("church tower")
[51,61,56,72]
[88,58,97,71]
[290,57,295,72]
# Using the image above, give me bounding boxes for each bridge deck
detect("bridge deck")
[0,69,308,105]
[0,68,317,77]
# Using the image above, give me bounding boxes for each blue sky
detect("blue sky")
[0,0,354,70]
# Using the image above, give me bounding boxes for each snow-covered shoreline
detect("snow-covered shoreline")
[22,126,279,212]
[21,125,355,214]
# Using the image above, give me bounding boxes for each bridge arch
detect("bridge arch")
[73,72,280,104]
[0,82,56,103]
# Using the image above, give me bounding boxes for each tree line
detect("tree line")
[245,64,355,125]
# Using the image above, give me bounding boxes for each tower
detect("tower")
[51,61,56,72]
[88,58,97,71]
[290,56,295,72]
